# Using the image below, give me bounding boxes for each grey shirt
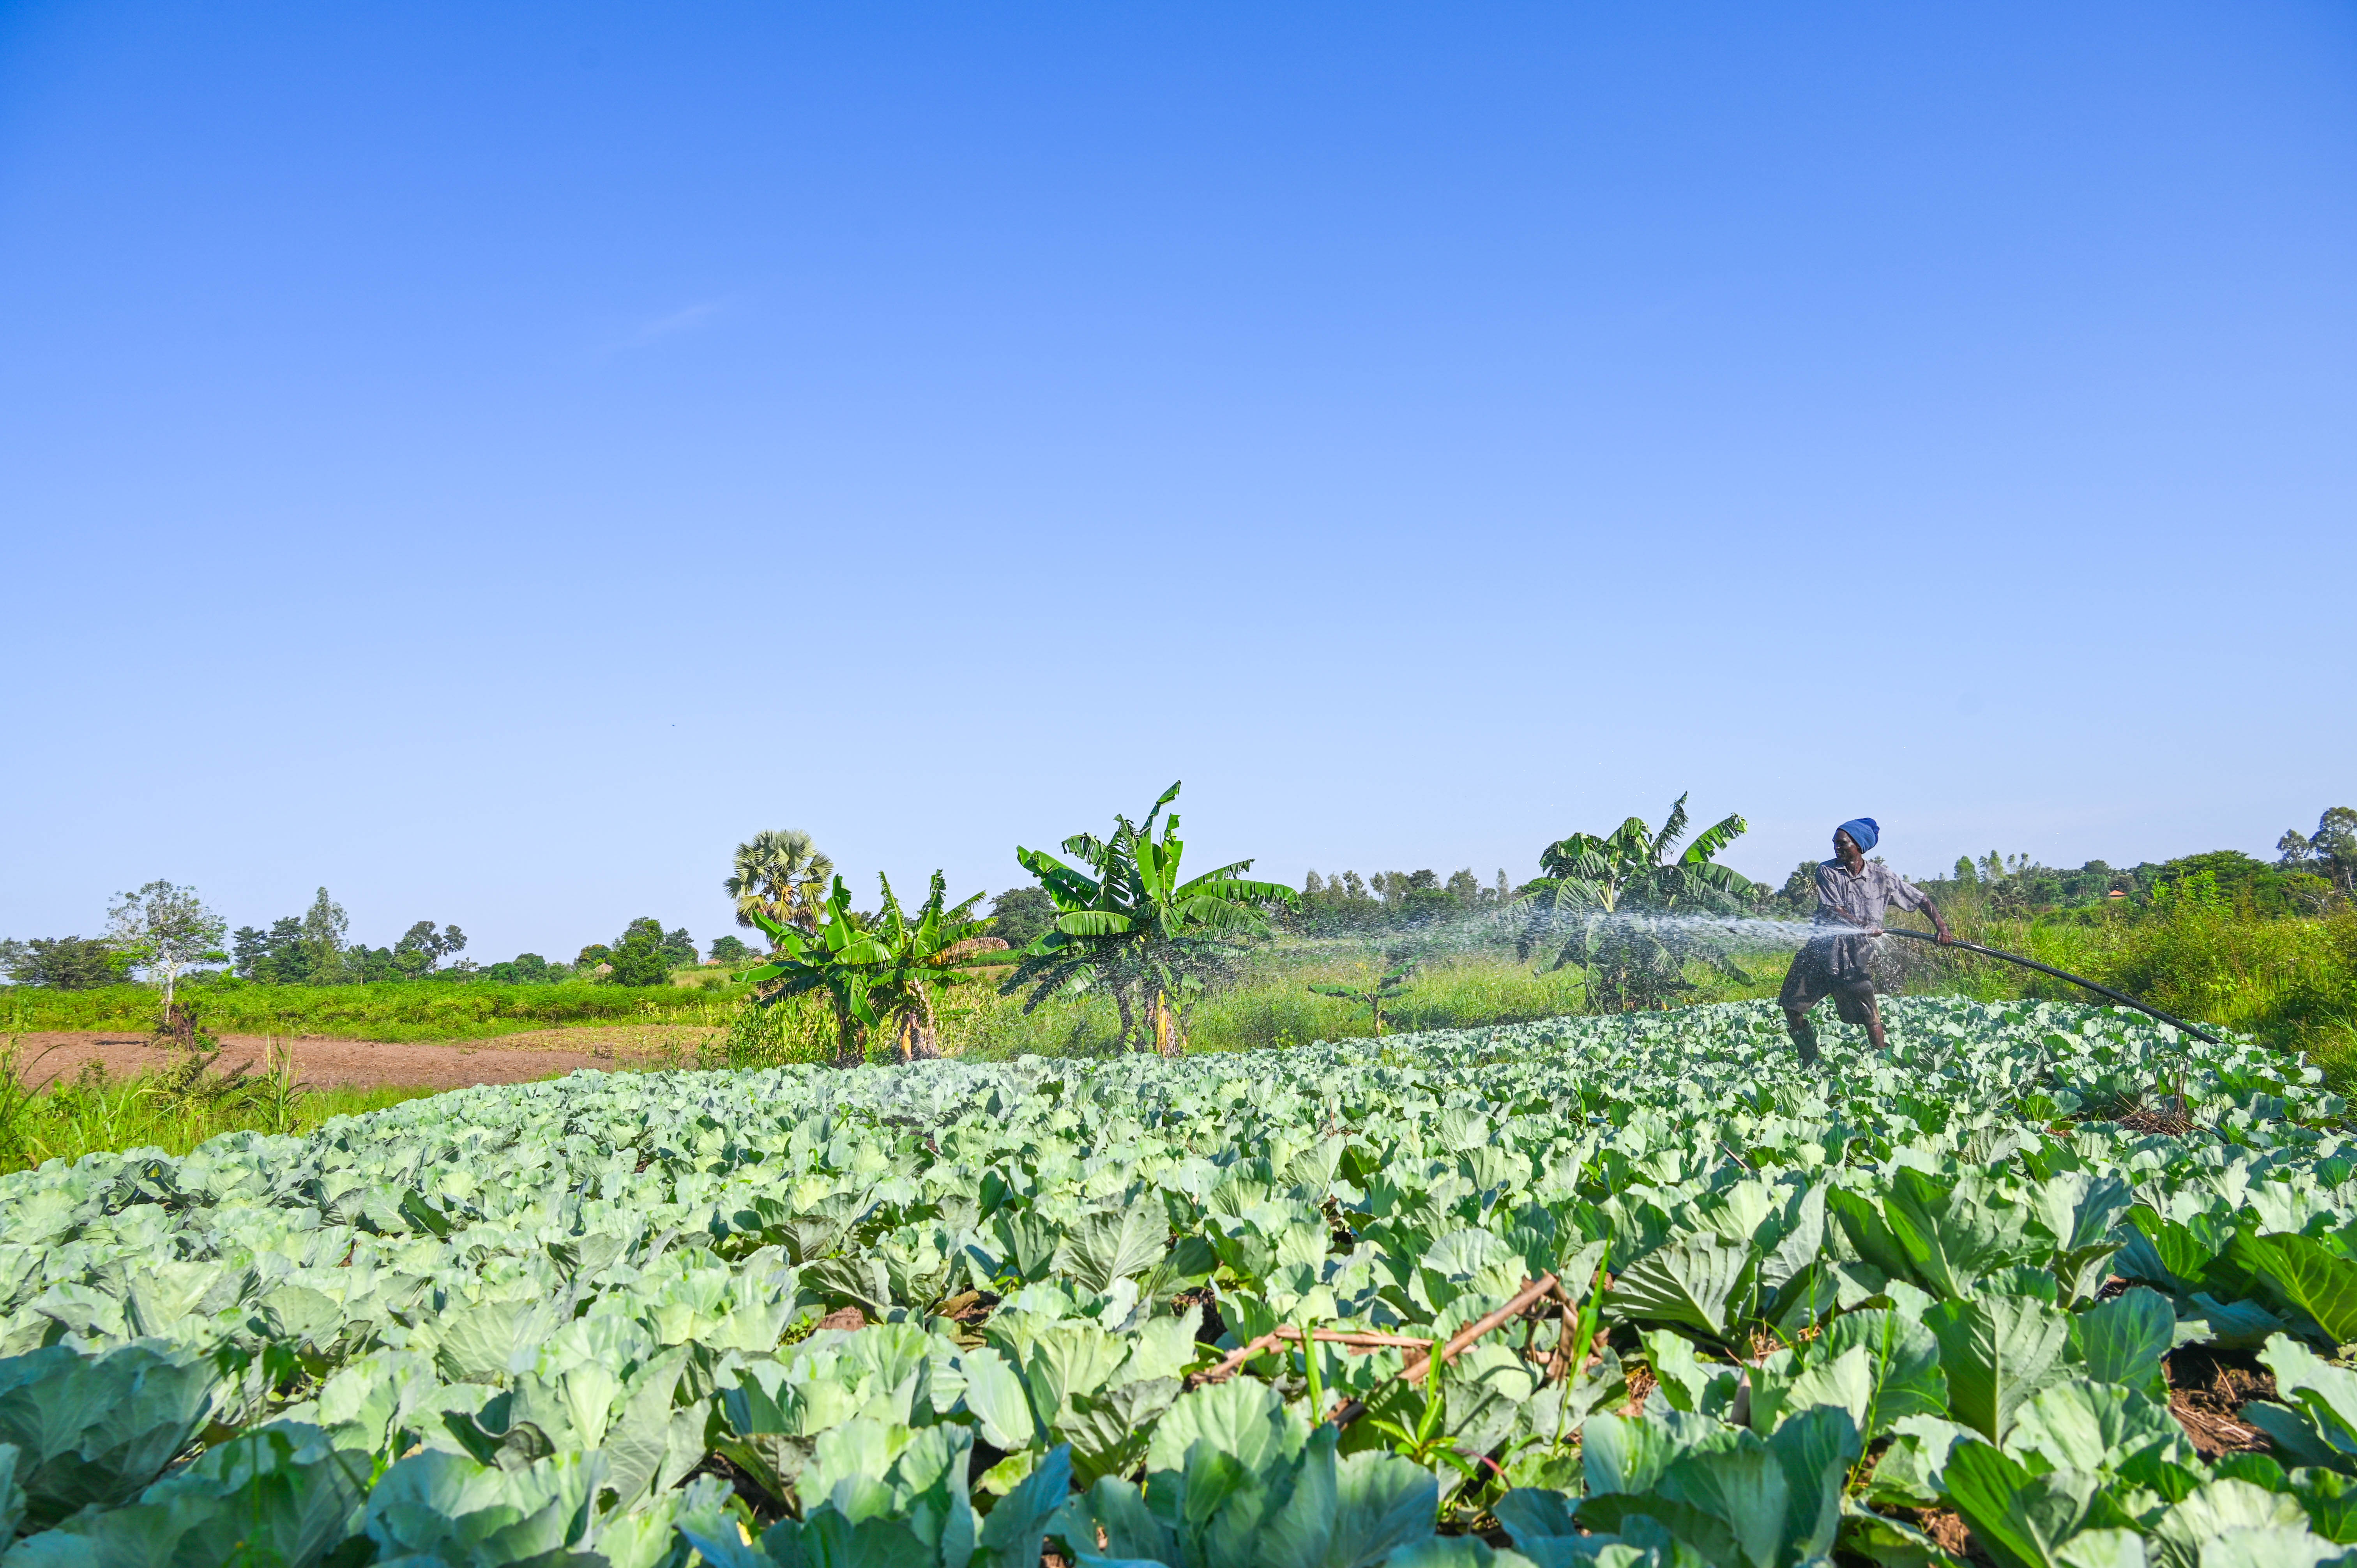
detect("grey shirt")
[1810,859,1929,980]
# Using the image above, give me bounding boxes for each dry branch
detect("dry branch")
[1189,1273,1563,1391]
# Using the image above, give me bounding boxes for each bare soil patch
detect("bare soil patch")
[2167,1342,2276,1458]
[2,1027,719,1093]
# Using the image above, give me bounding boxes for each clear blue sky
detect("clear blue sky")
[4,2,2352,961]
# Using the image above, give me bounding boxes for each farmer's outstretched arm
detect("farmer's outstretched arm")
[1914,891,1955,944]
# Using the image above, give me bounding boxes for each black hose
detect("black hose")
[1876,925,2220,1045]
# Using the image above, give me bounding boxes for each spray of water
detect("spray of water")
[1549,911,1835,949]
[1288,904,1852,966]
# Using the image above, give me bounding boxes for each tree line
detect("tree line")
[0,884,738,994]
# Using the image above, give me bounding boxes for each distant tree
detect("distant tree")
[1298,865,1506,934]
[260,916,308,982]
[508,953,550,983]
[708,934,754,965]
[725,829,835,939]
[604,918,674,986]
[1775,861,1820,915]
[394,921,468,975]
[986,887,1056,950]
[2280,808,2357,895]
[1401,876,1461,927]
[233,916,304,983]
[1295,869,1385,934]
[297,889,350,984]
[105,881,229,1010]
[230,925,270,979]
[0,936,126,989]
[576,943,613,972]
[661,927,697,968]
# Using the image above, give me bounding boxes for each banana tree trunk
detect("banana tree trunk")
[894,996,942,1061]
[1114,984,1138,1053]
[1153,989,1180,1058]
[831,994,863,1068]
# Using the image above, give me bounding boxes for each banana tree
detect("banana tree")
[743,877,889,1067]
[745,871,994,1064]
[1516,793,1756,1011]
[862,871,995,1061]
[1002,781,1296,1056]
[1309,962,1415,1038]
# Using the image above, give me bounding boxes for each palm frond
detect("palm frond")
[1539,834,1612,881]
[1175,869,1295,904]
[1055,911,1135,937]
[1679,812,1748,866]
[1653,793,1693,864]
[1060,832,1111,871]
[1168,897,1270,933]
[1016,848,1103,910]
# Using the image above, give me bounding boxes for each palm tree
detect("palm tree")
[724,829,834,941]
[1516,794,1756,1012]
[1002,782,1295,1055]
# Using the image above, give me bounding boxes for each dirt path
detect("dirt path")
[4,1026,723,1093]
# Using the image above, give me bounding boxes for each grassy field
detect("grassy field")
[0,973,743,1040]
[0,1042,437,1174]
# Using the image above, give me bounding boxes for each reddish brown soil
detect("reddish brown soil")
[1911,1509,1978,1562]
[2167,1343,2277,1457]
[3,1028,711,1093]
[1622,1362,1657,1414]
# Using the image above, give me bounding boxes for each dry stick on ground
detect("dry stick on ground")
[1190,1326,1440,1388]
[1191,1273,1566,1392]
[1397,1273,1562,1385]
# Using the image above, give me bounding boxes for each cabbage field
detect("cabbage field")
[3,996,2357,1568]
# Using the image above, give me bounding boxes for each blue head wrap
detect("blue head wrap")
[1836,818,1879,853]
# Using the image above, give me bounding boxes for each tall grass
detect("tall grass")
[1892,904,2357,1077]
[0,1039,440,1175]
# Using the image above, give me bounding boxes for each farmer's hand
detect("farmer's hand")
[1935,923,1954,945]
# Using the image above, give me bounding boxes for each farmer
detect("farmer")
[1781,818,1952,1066]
